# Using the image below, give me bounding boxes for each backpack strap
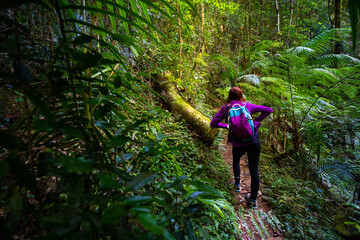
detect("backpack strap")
[227,102,247,109]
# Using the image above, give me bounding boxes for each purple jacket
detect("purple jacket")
[210,100,273,147]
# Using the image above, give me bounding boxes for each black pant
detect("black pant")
[232,136,261,200]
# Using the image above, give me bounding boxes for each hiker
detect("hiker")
[210,87,273,208]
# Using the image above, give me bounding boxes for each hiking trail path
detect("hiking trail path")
[221,140,283,240]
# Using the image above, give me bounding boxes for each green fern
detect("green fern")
[239,211,254,240]
[255,210,270,238]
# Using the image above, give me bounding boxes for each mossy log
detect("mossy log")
[155,73,219,146]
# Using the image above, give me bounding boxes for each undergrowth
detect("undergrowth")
[141,102,241,239]
[260,151,344,240]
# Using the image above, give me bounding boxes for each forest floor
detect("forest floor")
[221,141,283,240]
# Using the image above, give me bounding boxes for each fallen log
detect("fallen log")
[155,73,219,146]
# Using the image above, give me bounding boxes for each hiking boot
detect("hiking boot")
[234,184,241,192]
[245,194,257,209]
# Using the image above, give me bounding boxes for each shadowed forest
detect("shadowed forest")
[1,0,360,239]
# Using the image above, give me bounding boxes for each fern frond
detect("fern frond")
[261,211,283,233]
[250,211,268,239]
[314,158,356,184]
[250,58,275,73]
[255,210,270,238]
[311,68,339,80]
[303,28,350,54]
[236,74,261,86]
[213,128,228,149]
[287,46,316,55]
[310,54,360,67]
[239,211,254,240]
[210,54,236,68]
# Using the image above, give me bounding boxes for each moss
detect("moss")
[155,73,219,145]
[335,204,360,238]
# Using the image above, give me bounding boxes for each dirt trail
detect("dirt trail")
[221,141,282,240]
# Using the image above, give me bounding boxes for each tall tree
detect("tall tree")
[334,0,342,54]
[348,0,360,51]
[177,0,182,79]
[274,0,281,34]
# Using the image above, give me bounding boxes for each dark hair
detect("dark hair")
[226,87,245,103]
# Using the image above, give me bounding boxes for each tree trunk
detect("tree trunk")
[289,0,294,26]
[200,2,205,54]
[247,0,251,46]
[155,73,219,146]
[328,0,334,28]
[259,0,264,37]
[274,0,281,34]
[334,0,342,54]
[177,1,182,79]
[242,0,248,67]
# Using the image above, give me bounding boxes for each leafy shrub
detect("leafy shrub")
[0,1,240,239]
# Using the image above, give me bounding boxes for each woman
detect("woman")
[210,87,273,208]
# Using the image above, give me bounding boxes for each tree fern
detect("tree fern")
[303,28,350,54]
[236,74,261,86]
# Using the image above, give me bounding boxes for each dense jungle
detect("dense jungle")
[1,0,360,239]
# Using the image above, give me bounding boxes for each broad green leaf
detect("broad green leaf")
[62,5,164,45]
[125,171,157,191]
[165,175,187,188]
[189,180,223,199]
[96,1,103,28]
[70,49,103,69]
[107,3,117,33]
[184,218,196,240]
[137,213,165,235]
[129,0,145,39]
[123,195,153,205]
[181,204,202,215]
[129,207,151,214]
[115,0,129,36]
[140,1,152,34]
[212,203,225,219]
[108,135,130,148]
[97,174,121,189]
[101,204,125,224]
[73,35,93,45]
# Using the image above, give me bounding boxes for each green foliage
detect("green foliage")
[261,157,344,239]
[1,0,360,239]
[0,0,241,239]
